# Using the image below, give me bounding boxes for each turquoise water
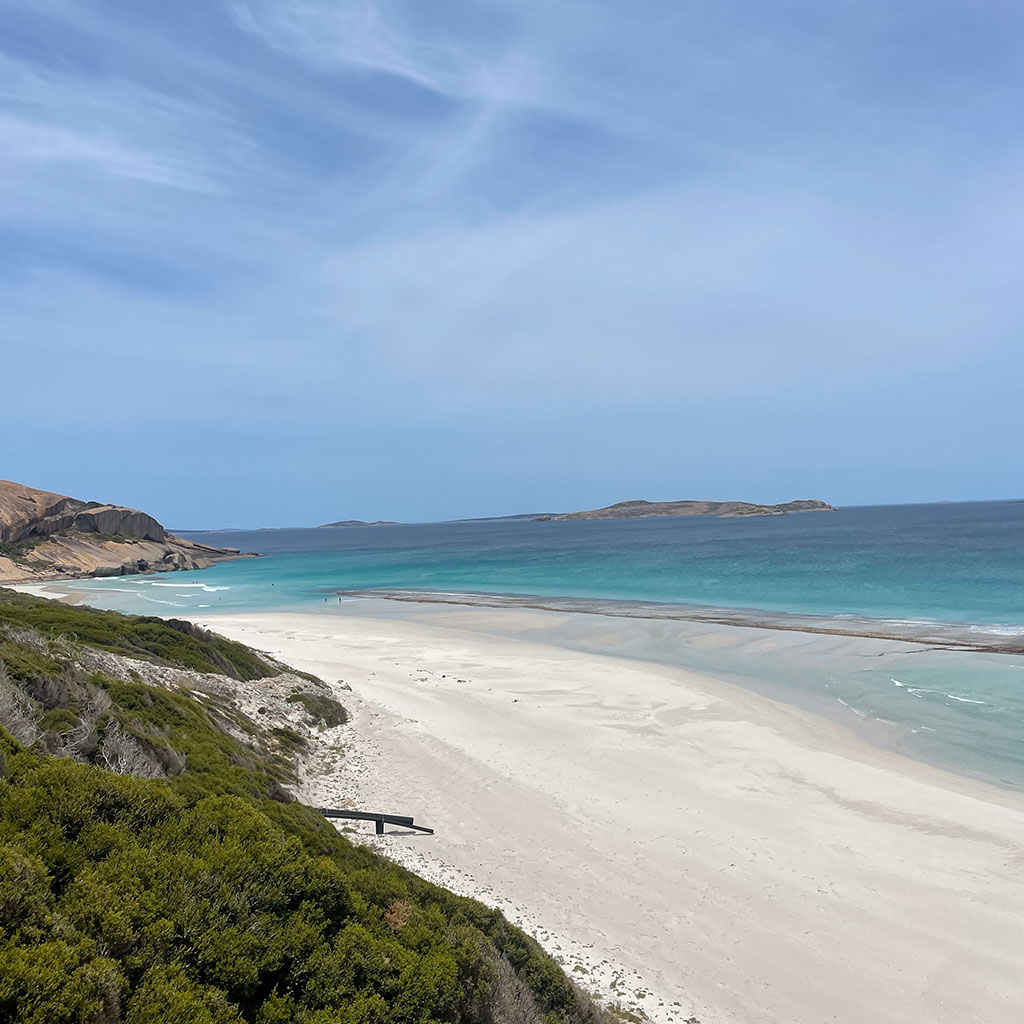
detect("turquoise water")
[44,500,1024,787]
[65,500,1024,622]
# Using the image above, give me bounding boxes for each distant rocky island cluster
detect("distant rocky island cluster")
[532,498,834,521]
[0,478,254,583]
[318,499,835,527]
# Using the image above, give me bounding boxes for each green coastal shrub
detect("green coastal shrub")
[0,537,45,561]
[0,590,605,1024]
[0,587,275,680]
[0,737,598,1024]
[285,692,348,728]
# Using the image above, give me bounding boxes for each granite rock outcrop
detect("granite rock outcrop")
[0,478,256,583]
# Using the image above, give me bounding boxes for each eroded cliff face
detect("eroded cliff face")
[0,478,255,583]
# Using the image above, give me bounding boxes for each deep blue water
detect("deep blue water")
[44,500,1024,787]
[101,500,1024,624]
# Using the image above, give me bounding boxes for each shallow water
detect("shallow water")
[37,500,1024,786]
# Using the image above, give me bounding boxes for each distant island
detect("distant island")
[533,498,834,521]
[317,519,400,528]
[0,478,256,583]
[446,512,557,523]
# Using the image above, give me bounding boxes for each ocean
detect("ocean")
[39,500,1024,786]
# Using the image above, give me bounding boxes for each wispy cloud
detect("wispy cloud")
[227,0,545,102]
[0,54,243,192]
[310,174,1024,412]
[2,0,1024,522]
[0,112,213,189]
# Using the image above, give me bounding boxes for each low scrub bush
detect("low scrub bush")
[0,590,606,1024]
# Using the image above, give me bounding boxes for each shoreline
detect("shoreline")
[332,587,1024,654]
[11,573,1024,654]
[202,604,1023,1024]
[12,579,1024,791]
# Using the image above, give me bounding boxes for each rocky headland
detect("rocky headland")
[533,498,834,521]
[0,478,257,583]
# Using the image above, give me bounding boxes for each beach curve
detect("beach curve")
[197,603,1024,1024]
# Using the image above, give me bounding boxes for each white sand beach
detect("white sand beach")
[193,603,1024,1024]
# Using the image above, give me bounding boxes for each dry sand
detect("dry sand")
[193,606,1023,1024]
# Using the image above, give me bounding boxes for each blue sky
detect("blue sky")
[1,0,1022,527]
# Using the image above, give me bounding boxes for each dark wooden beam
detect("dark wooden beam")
[318,808,434,835]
